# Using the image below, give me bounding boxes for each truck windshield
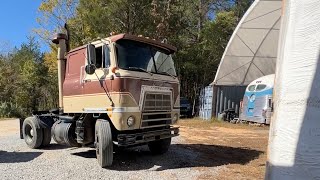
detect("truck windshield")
[116,39,177,76]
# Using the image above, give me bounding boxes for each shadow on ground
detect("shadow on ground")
[0,150,42,163]
[41,144,70,150]
[72,150,97,158]
[71,143,263,171]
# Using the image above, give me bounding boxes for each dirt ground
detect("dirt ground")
[0,118,19,137]
[177,119,269,180]
[0,119,269,179]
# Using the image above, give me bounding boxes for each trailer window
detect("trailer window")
[256,84,267,91]
[248,85,256,91]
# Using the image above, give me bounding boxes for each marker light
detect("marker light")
[111,67,117,73]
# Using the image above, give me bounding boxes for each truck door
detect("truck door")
[62,48,87,112]
[81,44,113,110]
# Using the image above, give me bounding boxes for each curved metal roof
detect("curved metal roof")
[212,0,282,86]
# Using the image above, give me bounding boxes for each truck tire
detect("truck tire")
[148,138,171,155]
[41,127,51,147]
[22,117,43,149]
[95,119,113,167]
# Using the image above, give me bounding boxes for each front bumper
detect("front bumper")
[117,126,179,147]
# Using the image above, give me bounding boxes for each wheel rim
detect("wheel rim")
[25,124,34,144]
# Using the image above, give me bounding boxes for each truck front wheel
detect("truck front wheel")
[148,138,171,155]
[95,119,113,167]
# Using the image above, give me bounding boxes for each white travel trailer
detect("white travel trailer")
[240,74,274,124]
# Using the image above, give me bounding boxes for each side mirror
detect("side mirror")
[86,44,96,65]
[85,64,96,75]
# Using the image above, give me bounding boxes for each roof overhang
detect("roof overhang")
[212,0,282,86]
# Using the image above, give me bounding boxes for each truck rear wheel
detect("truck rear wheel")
[148,138,171,155]
[41,127,51,147]
[23,117,43,149]
[95,119,113,167]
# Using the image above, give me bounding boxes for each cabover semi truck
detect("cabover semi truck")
[20,29,180,167]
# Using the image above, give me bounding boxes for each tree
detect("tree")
[33,0,253,116]
[34,0,78,45]
[0,37,58,117]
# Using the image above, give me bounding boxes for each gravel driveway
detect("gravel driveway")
[0,119,267,180]
[0,120,224,180]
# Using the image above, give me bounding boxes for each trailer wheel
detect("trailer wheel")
[41,127,51,147]
[95,119,113,167]
[22,117,43,149]
[148,138,171,155]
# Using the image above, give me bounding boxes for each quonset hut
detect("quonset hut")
[208,0,282,118]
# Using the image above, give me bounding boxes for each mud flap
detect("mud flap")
[19,118,24,139]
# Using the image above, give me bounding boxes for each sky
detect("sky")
[0,0,49,53]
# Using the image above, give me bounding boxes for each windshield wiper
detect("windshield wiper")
[128,67,153,75]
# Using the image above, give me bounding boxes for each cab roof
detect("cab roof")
[109,33,177,54]
[69,33,177,54]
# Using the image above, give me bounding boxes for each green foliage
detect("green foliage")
[0,37,58,118]
[0,102,23,118]
[0,0,254,118]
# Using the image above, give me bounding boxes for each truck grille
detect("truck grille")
[141,93,172,128]
[143,93,171,111]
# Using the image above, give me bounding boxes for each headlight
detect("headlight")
[127,116,135,127]
[172,113,178,124]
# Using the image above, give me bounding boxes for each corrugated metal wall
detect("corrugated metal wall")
[213,86,246,117]
[198,85,246,119]
[199,86,213,120]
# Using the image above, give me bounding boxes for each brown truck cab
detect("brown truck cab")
[20,32,180,167]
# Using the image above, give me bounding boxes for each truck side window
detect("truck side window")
[103,45,110,68]
[95,46,103,68]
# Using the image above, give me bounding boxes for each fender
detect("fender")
[19,116,55,139]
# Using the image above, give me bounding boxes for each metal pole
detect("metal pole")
[235,104,239,115]
[215,87,220,116]
[219,90,223,113]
